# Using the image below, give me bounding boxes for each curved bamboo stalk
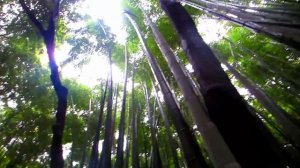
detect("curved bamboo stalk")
[160,1,285,167]
[125,11,208,168]
[143,9,239,168]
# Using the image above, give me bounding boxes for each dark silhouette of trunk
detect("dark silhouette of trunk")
[131,61,140,168]
[217,55,300,147]
[111,84,118,167]
[144,86,162,168]
[89,81,108,168]
[99,48,114,168]
[143,9,238,167]
[19,1,68,167]
[223,37,300,90]
[141,120,149,168]
[125,11,207,168]
[115,45,129,168]
[181,0,300,50]
[153,85,180,168]
[124,101,132,168]
[200,0,300,17]
[160,1,284,167]
[246,105,300,168]
[70,96,75,168]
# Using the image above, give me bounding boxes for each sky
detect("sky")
[52,0,227,88]
[54,0,126,87]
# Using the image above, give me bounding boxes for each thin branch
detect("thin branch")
[18,0,46,35]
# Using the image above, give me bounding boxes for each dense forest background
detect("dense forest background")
[0,0,300,167]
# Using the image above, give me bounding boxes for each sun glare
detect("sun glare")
[79,0,127,43]
[61,54,124,87]
[51,0,126,88]
[50,1,226,88]
[197,18,227,44]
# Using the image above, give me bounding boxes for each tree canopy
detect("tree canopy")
[0,0,299,167]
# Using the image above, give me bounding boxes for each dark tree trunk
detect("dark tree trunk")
[153,86,180,168]
[115,45,129,168]
[131,61,140,168]
[18,1,68,167]
[99,48,114,168]
[141,120,149,168]
[124,102,132,168]
[217,55,300,147]
[89,81,108,168]
[143,9,238,167]
[182,0,300,50]
[144,86,162,168]
[160,1,284,167]
[125,12,207,168]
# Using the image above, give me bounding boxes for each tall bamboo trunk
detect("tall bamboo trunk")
[124,103,131,168]
[143,9,239,168]
[99,48,114,168]
[115,45,129,168]
[111,84,119,167]
[217,55,300,147]
[193,0,300,22]
[131,61,140,168]
[125,12,207,168]
[153,86,180,168]
[141,119,149,168]
[160,1,284,167]
[89,81,108,168]
[144,86,162,168]
[181,0,300,50]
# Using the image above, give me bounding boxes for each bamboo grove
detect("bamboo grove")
[0,0,300,167]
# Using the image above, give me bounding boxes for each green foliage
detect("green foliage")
[213,25,300,131]
[1,0,300,167]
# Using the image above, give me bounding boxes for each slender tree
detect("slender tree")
[181,0,300,50]
[143,9,239,168]
[99,47,114,168]
[153,85,180,168]
[144,85,162,168]
[111,83,119,158]
[115,45,129,168]
[131,60,140,168]
[124,116,131,168]
[89,80,108,168]
[160,0,284,167]
[125,11,207,168]
[216,54,300,147]
[18,1,68,167]
[140,116,150,168]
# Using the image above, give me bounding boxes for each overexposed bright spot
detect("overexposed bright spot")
[197,18,227,44]
[62,143,72,159]
[55,43,72,64]
[221,63,228,71]
[48,0,126,88]
[78,0,127,44]
[185,63,194,73]
[7,100,17,108]
[98,139,104,152]
[245,9,257,13]
[61,54,124,87]
[225,13,238,19]
[157,90,164,103]
[237,87,249,96]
